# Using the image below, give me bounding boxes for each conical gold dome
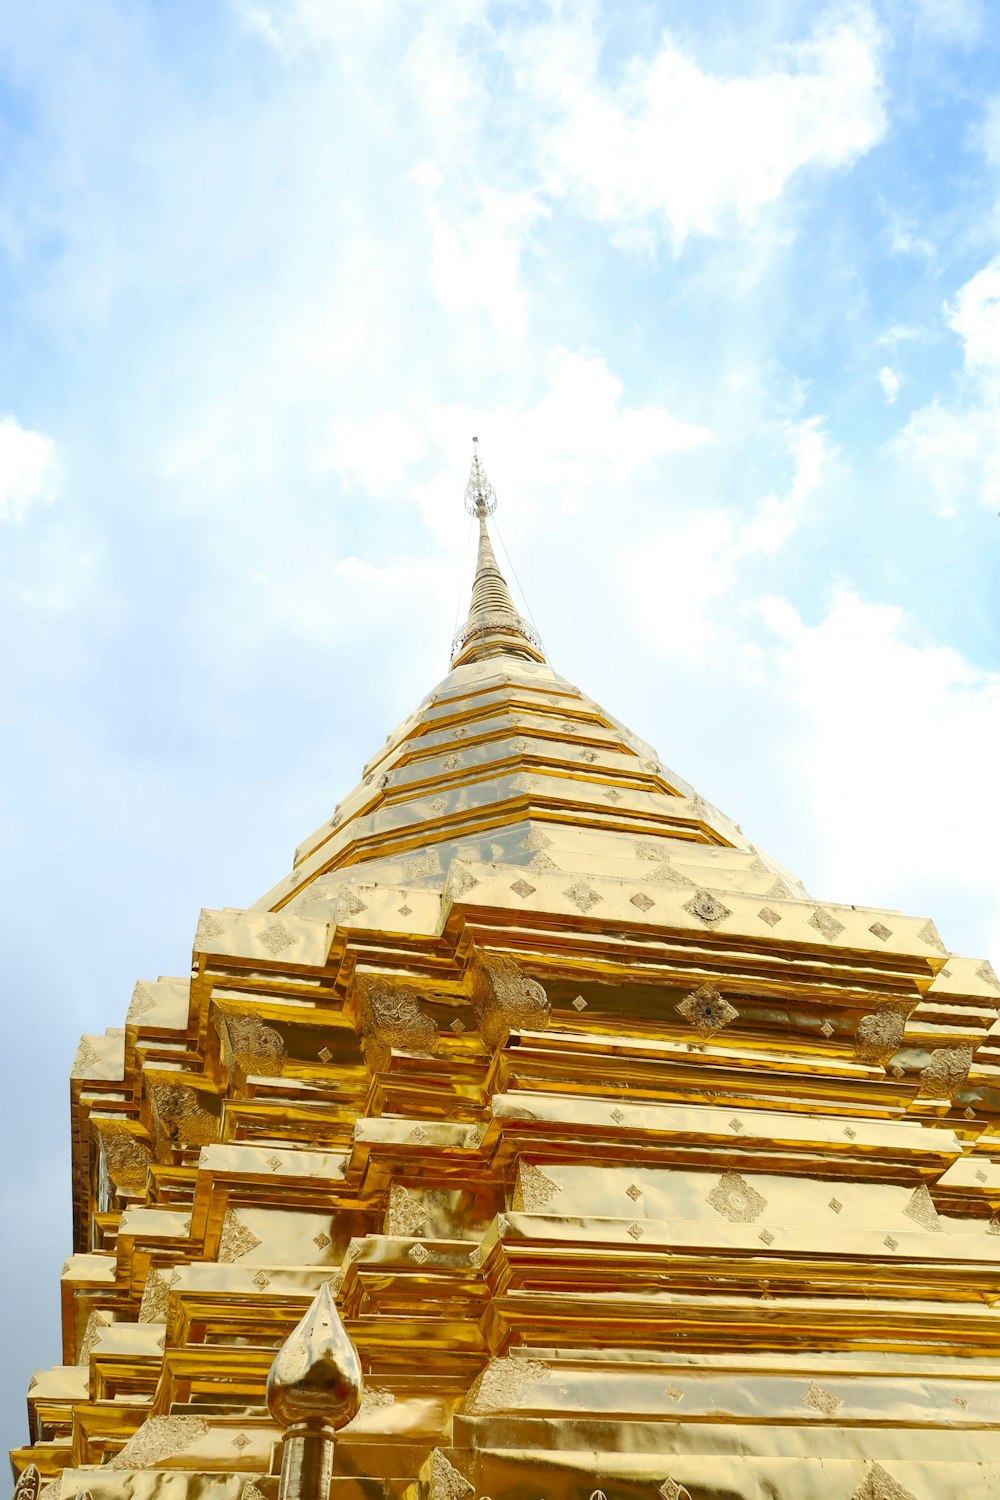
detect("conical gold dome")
[16,446,1000,1500]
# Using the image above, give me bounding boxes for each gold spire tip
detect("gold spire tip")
[451,439,545,667]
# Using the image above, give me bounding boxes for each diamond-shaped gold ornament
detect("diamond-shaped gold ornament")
[677,984,738,1038]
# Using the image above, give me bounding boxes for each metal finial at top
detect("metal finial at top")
[464,436,497,517]
[267,1281,363,1500]
[267,1280,362,1431]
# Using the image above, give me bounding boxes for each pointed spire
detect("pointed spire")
[451,439,545,669]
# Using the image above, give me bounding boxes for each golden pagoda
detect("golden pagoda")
[13,442,1000,1500]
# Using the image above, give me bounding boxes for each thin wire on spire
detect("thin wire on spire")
[491,513,540,635]
[450,511,475,661]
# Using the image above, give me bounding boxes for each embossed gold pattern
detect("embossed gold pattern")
[852,1463,919,1500]
[224,1014,286,1077]
[151,1082,218,1146]
[218,1208,263,1262]
[96,1122,152,1191]
[107,1417,209,1470]
[70,1036,100,1076]
[513,1160,562,1212]
[854,1006,907,1064]
[13,1465,40,1500]
[466,1356,551,1414]
[802,1381,843,1416]
[429,1449,474,1500]
[354,974,438,1068]
[471,951,550,1049]
[903,1184,943,1233]
[384,1183,429,1236]
[676,983,738,1038]
[706,1170,768,1223]
[918,1044,974,1099]
[137,1266,169,1323]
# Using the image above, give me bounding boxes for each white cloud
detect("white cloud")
[981,97,1000,171]
[232,0,397,52]
[513,5,886,244]
[626,416,836,651]
[912,0,985,46]
[891,256,1000,512]
[303,347,713,548]
[885,218,935,259]
[252,549,456,650]
[428,189,548,337]
[322,413,427,496]
[892,399,1000,514]
[760,588,1000,957]
[414,348,713,540]
[233,1,285,50]
[947,256,1000,369]
[625,508,738,652]
[877,324,923,346]
[739,418,835,554]
[0,417,58,523]
[878,366,900,403]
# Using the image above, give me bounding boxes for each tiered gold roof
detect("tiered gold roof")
[15,446,1000,1500]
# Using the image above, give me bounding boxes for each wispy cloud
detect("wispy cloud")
[891,255,1000,512]
[506,5,886,244]
[623,416,837,653]
[912,0,986,47]
[0,417,57,522]
[761,587,1000,957]
[878,366,901,402]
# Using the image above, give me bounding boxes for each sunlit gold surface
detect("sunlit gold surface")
[13,449,1000,1499]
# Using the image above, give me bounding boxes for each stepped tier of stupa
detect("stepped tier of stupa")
[13,445,1000,1500]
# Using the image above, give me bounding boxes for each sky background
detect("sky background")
[3,0,1000,1458]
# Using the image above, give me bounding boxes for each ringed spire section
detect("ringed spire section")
[451,438,545,668]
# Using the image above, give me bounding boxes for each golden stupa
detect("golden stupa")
[13,443,1000,1500]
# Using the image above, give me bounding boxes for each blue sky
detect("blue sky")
[3,0,1000,1455]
